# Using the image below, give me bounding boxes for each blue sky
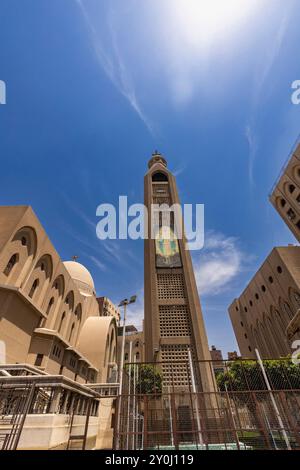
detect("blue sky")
[1,0,300,356]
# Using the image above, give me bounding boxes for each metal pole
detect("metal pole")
[126,341,133,450]
[119,302,127,394]
[188,349,203,446]
[132,355,136,450]
[224,383,240,450]
[141,415,144,450]
[168,386,174,447]
[82,399,92,450]
[261,401,278,450]
[11,383,36,450]
[115,302,127,449]
[255,348,291,450]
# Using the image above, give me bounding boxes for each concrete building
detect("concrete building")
[0,205,117,384]
[227,351,241,361]
[270,142,300,243]
[97,296,120,325]
[269,141,300,340]
[228,246,300,359]
[210,346,224,374]
[144,152,214,392]
[0,206,119,449]
[210,345,223,362]
[117,325,144,367]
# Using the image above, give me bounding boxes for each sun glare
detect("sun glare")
[171,0,261,46]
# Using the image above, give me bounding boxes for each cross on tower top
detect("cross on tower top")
[72,255,79,262]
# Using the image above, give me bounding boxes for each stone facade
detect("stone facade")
[0,205,117,383]
[228,246,300,359]
[144,153,215,392]
[270,142,300,243]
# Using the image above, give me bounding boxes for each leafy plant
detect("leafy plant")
[125,364,162,395]
[216,358,300,393]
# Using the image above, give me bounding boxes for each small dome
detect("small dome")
[63,261,95,297]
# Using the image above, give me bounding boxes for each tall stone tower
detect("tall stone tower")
[144,152,214,393]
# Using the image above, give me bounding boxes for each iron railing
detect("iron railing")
[114,358,300,450]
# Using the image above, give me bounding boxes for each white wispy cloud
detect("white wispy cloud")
[253,13,289,107]
[75,0,154,136]
[173,164,187,177]
[246,12,289,187]
[61,192,141,270]
[101,240,122,263]
[86,254,107,272]
[193,231,243,297]
[245,125,257,187]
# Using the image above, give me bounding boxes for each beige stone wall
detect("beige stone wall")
[12,414,99,450]
[0,205,117,383]
[117,331,144,367]
[270,143,300,242]
[144,155,216,395]
[0,290,39,363]
[95,397,115,449]
[229,246,300,359]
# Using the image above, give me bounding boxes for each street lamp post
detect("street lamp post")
[115,294,137,450]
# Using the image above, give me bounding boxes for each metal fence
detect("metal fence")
[0,373,100,450]
[114,359,300,450]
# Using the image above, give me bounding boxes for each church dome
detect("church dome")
[63,261,95,297]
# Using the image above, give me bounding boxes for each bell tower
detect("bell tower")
[144,152,214,392]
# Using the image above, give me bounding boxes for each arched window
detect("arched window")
[274,309,287,335]
[287,208,296,221]
[283,302,294,320]
[64,291,74,310]
[135,352,140,361]
[152,172,168,182]
[125,353,128,361]
[293,292,300,308]
[29,279,39,299]
[289,184,296,194]
[3,254,19,276]
[280,199,286,208]
[58,312,66,333]
[135,341,139,348]
[46,297,54,315]
[75,304,82,322]
[69,323,75,342]
[35,255,53,280]
[52,275,65,297]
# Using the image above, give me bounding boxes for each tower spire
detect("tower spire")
[148,151,167,169]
